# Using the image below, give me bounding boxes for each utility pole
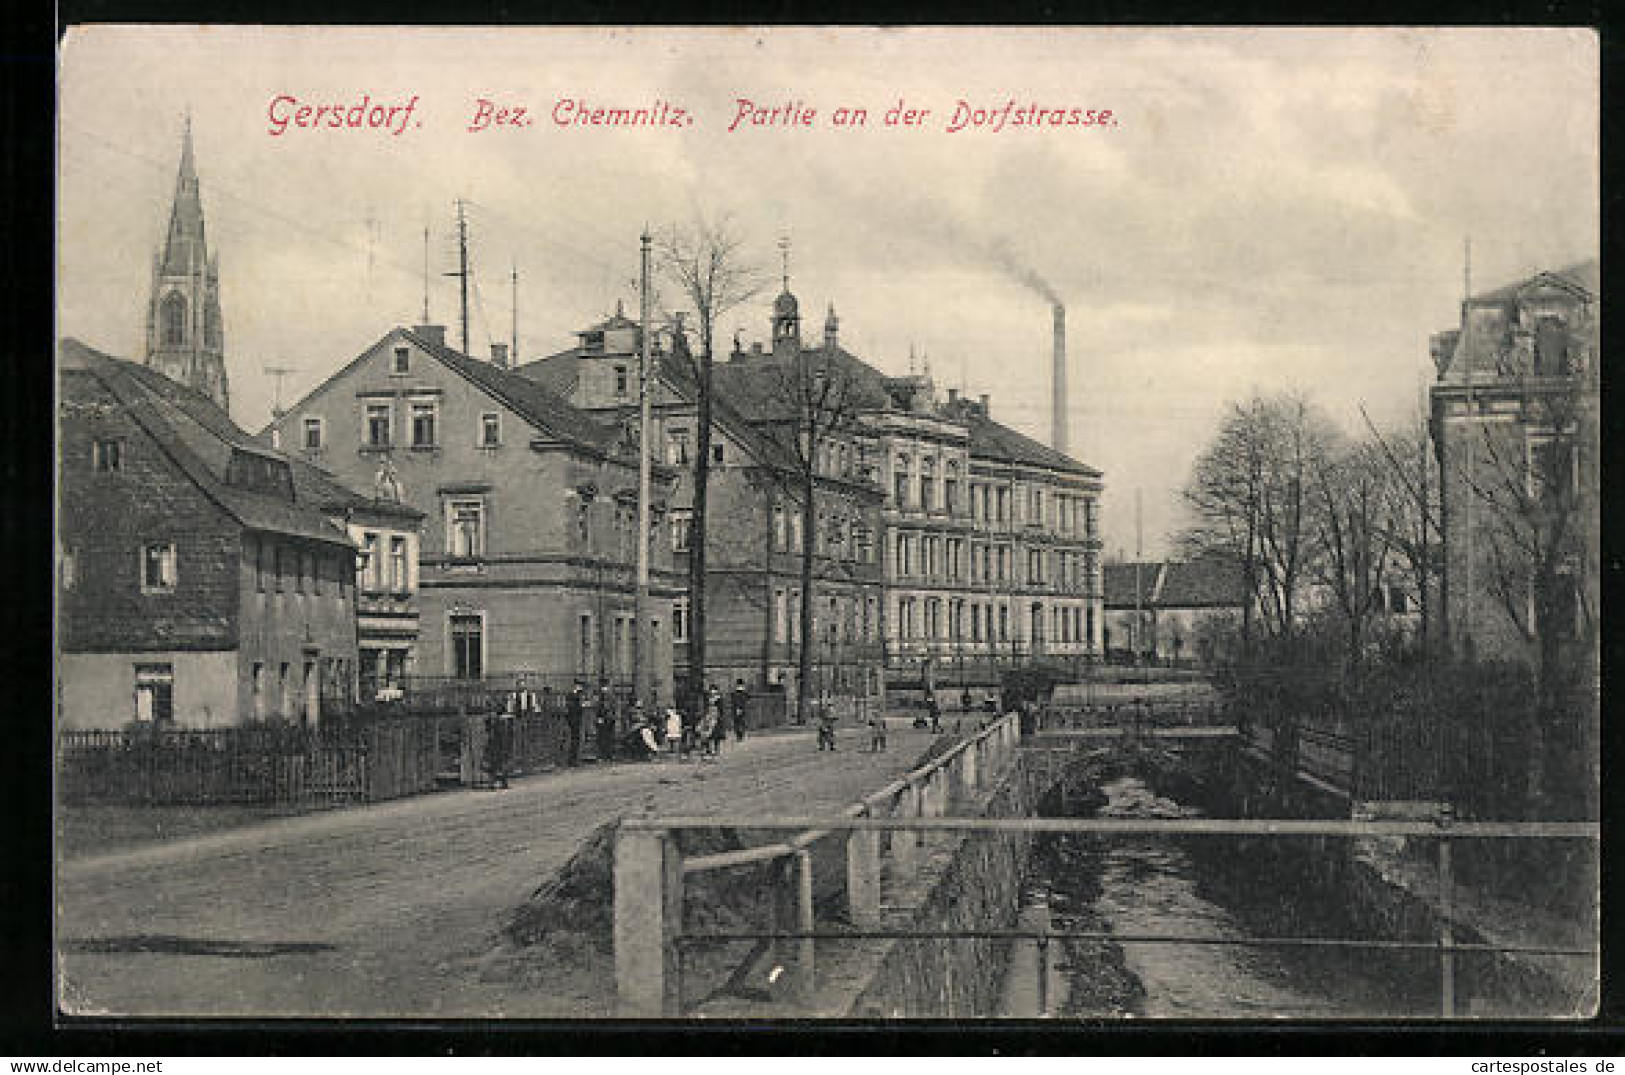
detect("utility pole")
[1133,487,1144,671]
[634,229,653,708]
[264,365,296,420]
[511,261,519,365]
[442,199,471,354]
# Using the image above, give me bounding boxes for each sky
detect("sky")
[56,26,1598,557]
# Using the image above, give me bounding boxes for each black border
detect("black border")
[10,2,1620,1056]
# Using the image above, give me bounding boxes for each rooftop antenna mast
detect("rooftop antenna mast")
[264,365,297,420]
[441,199,471,354]
[420,224,431,323]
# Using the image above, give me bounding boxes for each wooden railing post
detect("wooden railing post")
[1439,832,1455,1017]
[846,810,883,930]
[614,826,683,1016]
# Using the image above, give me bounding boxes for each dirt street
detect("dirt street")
[57,720,939,1017]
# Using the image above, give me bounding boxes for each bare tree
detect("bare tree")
[763,339,865,720]
[1359,409,1442,653]
[656,217,764,712]
[1183,391,1339,645]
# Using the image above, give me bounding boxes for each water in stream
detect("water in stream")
[1043,775,1433,1018]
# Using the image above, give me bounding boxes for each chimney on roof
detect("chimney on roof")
[414,324,447,349]
[1051,303,1068,455]
[978,393,990,416]
[491,342,509,368]
[947,387,959,404]
[751,341,764,357]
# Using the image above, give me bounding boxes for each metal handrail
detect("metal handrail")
[631,816,1597,838]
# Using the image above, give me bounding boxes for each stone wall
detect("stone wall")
[846,770,1035,1018]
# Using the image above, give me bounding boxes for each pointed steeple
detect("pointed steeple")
[160,112,208,278]
[146,113,229,413]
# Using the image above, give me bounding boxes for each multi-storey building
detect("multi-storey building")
[268,325,680,699]
[519,300,887,703]
[284,459,424,699]
[712,285,1105,692]
[59,340,361,729]
[1428,260,1599,666]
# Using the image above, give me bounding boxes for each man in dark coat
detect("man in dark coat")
[565,681,585,766]
[730,679,750,743]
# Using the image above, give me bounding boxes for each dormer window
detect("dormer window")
[93,438,124,472]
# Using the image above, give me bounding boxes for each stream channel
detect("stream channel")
[1037,773,1439,1018]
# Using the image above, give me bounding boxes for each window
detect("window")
[60,546,76,591]
[614,365,629,398]
[894,457,910,508]
[298,549,313,594]
[451,613,484,679]
[361,533,379,590]
[303,418,323,450]
[142,543,177,592]
[365,404,391,447]
[480,413,501,447]
[998,604,1010,642]
[711,442,725,466]
[393,346,410,374]
[670,509,692,552]
[448,500,484,559]
[673,598,690,642]
[666,428,692,466]
[411,401,438,448]
[93,439,124,472]
[996,487,1010,523]
[134,663,174,724]
[774,589,788,643]
[1388,585,1409,616]
[945,462,960,515]
[389,536,407,592]
[773,504,788,551]
[1527,435,1577,502]
[160,293,186,346]
[579,613,594,674]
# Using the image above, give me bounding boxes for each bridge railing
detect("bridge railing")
[617,811,1597,1017]
[613,713,1023,1015]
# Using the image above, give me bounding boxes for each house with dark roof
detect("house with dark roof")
[520,280,1105,694]
[1428,259,1599,665]
[266,325,681,700]
[58,339,362,729]
[1102,556,1248,665]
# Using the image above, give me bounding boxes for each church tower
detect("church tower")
[145,115,229,413]
[770,236,801,359]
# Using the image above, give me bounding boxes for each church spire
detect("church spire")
[146,113,229,413]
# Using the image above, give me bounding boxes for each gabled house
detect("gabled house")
[58,339,361,729]
[266,325,680,700]
[1103,555,1247,666]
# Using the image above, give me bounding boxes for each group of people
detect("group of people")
[635,680,752,762]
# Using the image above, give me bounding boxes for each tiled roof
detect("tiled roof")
[1470,259,1598,306]
[1158,556,1246,609]
[1102,562,1160,608]
[287,456,423,521]
[961,409,1100,477]
[400,328,618,454]
[1102,556,1245,610]
[60,338,355,547]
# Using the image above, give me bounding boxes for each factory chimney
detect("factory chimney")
[1051,303,1068,455]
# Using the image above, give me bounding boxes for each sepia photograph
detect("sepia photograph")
[53,25,1599,1022]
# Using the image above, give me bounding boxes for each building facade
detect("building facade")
[713,287,1105,692]
[269,325,679,700]
[59,340,360,729]
[1428,260,1600,666]
[144,117,230,414]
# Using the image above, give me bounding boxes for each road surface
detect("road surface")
[57,719,944,1017]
